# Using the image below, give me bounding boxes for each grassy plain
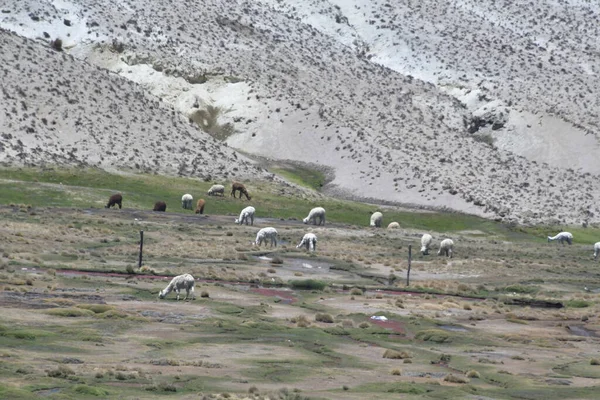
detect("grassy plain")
[1,167,600,399]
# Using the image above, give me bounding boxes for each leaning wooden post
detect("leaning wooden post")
[138,231,144,268]
[406,245,412,286]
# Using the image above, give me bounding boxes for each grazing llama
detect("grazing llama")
[303,207,326,225]
[195,199,206,214]
[158,274,195,300]
[370,212,383,227]
[153,201,167,212]
[208,184,225,196]
[296,233,317,251]
[254,227,278,247]
[438,239,454,258]
[231,182,251,200]
[547,232,573,245]
[235,206,255,225]
[421,234,433,255]
[181,194,193,210]
[105,193,122,209]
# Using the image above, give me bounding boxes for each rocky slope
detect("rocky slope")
[0,0,598,225]
[0,29,264,181]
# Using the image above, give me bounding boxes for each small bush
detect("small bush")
[415,329,452,343]
[591,359,600,366]
[267,268,277,274]
[47,365,75,378]
[289,279,326,290]
[73,385,109,396]
[200,290,210,298]
[359,322,370,329]
[350,288,363,296]
[271,256,284,265]
[341,319,354,328]
[466,370,480,378]
[383,349,411,359]
[158,382,177,392]
[45,308,95,317]
[76,304,114,314]
[566,300,591,308]
[315,313,334,323]
[391,368,402,376]
[292,315,311,328]
[125,265,135,274]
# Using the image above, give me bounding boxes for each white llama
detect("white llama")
[254,227,278,247]
[438,239,454,258]
[547,232,573,245]
[235,206,255,225]
[158,274,195,300]
[421,234,433,255]
[303,207,326,225]
[181,194,193,210]
[370,212,383,227]
[296,233,317,251]
[207,184,225,196]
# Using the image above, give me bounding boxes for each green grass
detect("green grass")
[2,166,600,241]
[270,165,326,190]
[0,383,34,400]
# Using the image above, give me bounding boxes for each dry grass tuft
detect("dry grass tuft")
[315,313,334,323]
[383,349,412,359]
[466,370,481,378]
[444,374,469,384]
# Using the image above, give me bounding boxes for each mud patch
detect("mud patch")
[369,318,405,334]
[438,324,469,333]
[566,325,598,338]
[250,288,297,304]
[0,291,105,309]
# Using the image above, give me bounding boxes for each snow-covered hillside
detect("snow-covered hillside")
[1,0,599,224]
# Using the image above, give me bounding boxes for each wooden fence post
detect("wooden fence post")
[406,244,412,286]
[138,231,144,268]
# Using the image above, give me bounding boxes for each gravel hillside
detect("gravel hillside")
[1,0,598,224]
[0,29,265,181]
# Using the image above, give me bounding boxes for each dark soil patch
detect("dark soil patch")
[369,318,405,334]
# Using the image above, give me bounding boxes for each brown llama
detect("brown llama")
[153,201,167,212]
[105,193,122,209]
[195,199,206,214]
[231,182,251,200]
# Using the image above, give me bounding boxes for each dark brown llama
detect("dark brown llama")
[231,182,251,200]
[105,194,122,209]
[153,201,167,212]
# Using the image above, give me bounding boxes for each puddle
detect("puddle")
[251,256,333,275]
[566,325,598,337]
[438,325,469,332]
[35,388,62,396]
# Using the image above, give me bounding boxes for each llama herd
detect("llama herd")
[102,184,600,301]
